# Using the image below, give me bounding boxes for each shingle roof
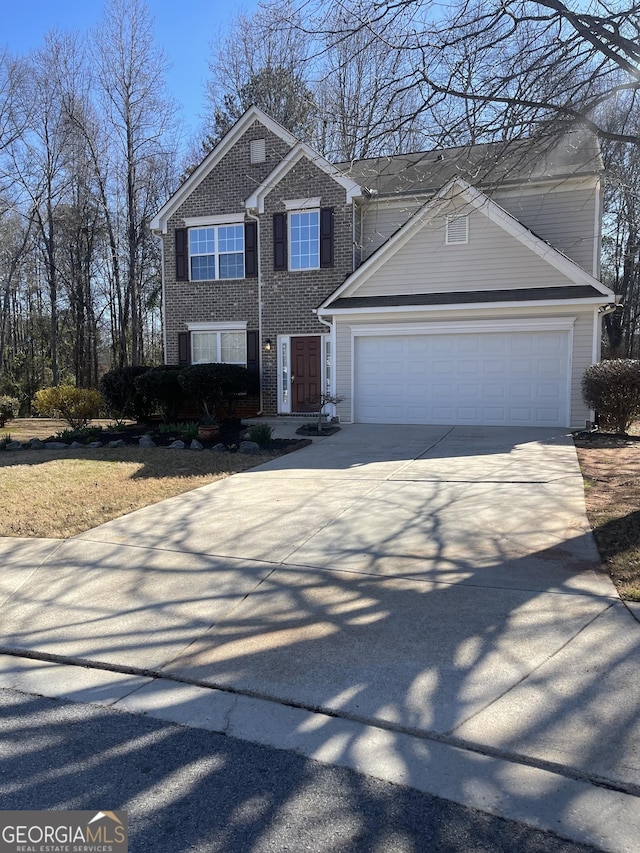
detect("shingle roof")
[335,128,603,198]
[327,286,606,310]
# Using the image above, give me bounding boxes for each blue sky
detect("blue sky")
[1,0,260,138]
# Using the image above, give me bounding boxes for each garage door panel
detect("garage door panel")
[355,330,569,427]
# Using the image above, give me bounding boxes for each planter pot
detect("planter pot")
[197,424,219,442]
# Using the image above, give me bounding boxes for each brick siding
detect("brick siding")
[162,119,355,415]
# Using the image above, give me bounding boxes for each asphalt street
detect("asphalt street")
[0,687,602,853]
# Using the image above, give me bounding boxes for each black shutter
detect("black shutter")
[320,207,334,268]
[178,331,191,366]
[244,221,258,277]
[273,212,287,271]
[246,330,260,392]
[175,228,188,281]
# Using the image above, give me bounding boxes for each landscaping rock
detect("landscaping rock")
[5,441,23,451]
[107,439,127,449]
[168,440,185,449]
[190,439,204,451]
[29,439,45,449]
[70,441,85,449]
[86,441,103,448]
[45,442,68,450]
[139,435,157,448]
[239,440,261,454]
[211,443,226,452]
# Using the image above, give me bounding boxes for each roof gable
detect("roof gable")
[320,178,613,310]
[245,143,361,213]
[151,106,298,234]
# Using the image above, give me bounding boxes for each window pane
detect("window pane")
[220,332,246,364]
[191,256,216,280]
[218,225,244,253]
[190,228,215,254]
[192,332,218,364]
[219,253,244,279]
[290,211,319,270]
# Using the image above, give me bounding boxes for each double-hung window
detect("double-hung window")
[189,224,244,281]
[289,210,320,270]
[189,324,247,366]
[273,200,333,272]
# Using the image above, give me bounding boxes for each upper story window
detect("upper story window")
[290,210,320,270]
[273,202,333,272]
[189,225,244,280]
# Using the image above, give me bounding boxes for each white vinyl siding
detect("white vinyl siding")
[495,185,600,275]
[356,181,599,274]
[354,209,580,298]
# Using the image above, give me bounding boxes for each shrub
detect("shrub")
[247,423,273,447]
[582,359,640,433]
[178,363,251,420]
[0,395,19,428]
[134,366,186,423]
[100,366,153,421]
[33,386,102,429]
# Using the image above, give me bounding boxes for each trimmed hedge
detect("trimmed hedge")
[582,359,640,433]
[134,366,187,424]
[178,364,252,420]
[100,366,153,421]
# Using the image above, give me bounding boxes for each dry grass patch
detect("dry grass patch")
[0,447,281,538]
[0,417,127,442]
[574,436,640,601]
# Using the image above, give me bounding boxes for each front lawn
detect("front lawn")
[0,419,284,538]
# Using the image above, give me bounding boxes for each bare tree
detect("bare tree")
[94,0,178,367]
[302,0,640,148]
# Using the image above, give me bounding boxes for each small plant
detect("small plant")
[54,425,104,442]
[247,423,273,447]
[179,421,200,440]
[0,395,19,428]
[0,434,13,450]
[107,420,129,432]
[582,359,640,434]
[33,386,102,429]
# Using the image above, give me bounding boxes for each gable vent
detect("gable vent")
[446,214,469,245]
[250,138,266,164]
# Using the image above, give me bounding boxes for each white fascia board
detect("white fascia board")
[187,321,247,331]
[319,176,613,309]
[245,143,361,213]
[318,296,610,317]
[150,106,298,234]
[183,213,245,227]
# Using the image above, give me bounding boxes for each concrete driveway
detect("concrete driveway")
[1,424,639,850]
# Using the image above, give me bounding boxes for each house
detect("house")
[151,106,616,429]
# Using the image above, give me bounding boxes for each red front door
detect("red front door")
[291,336,321,412]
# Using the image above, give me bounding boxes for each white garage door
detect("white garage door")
[354,330,570,426]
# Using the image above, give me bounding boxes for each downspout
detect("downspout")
[246,208,264,414]
[152,228,167,364]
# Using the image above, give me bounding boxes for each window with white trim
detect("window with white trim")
[289,210,320,270]
[189,224,244,280]
[445,214,469,245]
[191,330,247,365]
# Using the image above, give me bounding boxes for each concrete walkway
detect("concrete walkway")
[0,424,639,851]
